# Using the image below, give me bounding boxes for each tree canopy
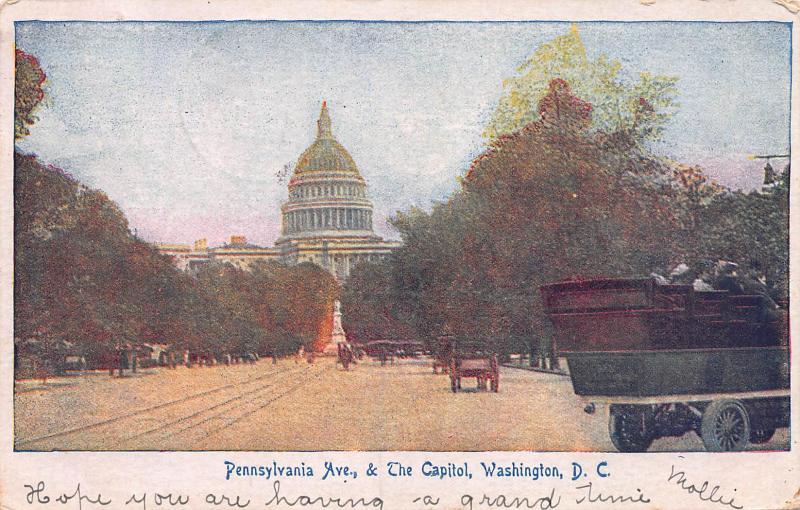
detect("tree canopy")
[344,79,686,355]
[483,24,679,143]
[343,74,788,360]
[696,165,789,302]
[13,48,342,374]
[15,49,47,140]
[14,152,339,369]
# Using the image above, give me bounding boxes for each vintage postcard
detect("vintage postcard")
[1,0,798,509]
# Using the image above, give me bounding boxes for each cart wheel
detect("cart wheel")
[701,399,751,452]
[608,405,654,453]
[750,428,776,444]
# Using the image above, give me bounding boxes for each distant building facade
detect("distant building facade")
[155,102,400,278]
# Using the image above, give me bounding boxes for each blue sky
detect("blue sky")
[15,21,792,246]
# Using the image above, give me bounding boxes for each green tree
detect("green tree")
[466,80,680,353]
[250,260,339,353]
[13,49,342,374]
[483,24,678,143]
[15,49,47,140]
[341,261,396,343]
[669,163,726,262]
[14,152,200,367]
[697,165,789,301]
[343,79,683,359]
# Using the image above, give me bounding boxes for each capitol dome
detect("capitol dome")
[293,102,360,176]
[157,101,401,282]
[278,101,376,243]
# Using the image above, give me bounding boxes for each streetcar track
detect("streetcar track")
[15,364,296,448]
[164,365,327,440]
[120,366,311,444]
[202,365,331,440]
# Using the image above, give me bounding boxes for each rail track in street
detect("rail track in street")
[119,364,330,447]
[15,363,320,450]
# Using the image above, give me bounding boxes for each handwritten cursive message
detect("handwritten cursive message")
[18,460,753,510]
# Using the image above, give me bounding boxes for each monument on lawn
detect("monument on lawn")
[323,300,348,355]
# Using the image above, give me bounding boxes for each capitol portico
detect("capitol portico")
[156,101,400,279]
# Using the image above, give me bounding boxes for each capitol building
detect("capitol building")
[156,102,400,279]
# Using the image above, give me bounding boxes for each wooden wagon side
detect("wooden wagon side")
[446,338,499,393]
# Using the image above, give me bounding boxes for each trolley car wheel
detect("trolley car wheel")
[750,428,776,444]
[701,399,751,452]
[608,405,654,453]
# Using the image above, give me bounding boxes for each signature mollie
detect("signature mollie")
[668,465,743,509]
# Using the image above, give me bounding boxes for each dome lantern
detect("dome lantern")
[317,100,333,140]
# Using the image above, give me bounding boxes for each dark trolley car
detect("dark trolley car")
[363,340,423,366]
[541,277,789,452]
[446,337,499,393]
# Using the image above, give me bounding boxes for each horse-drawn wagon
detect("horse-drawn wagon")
[446,338,499,393]
[337,342,355,370]
[541,277,789,452]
